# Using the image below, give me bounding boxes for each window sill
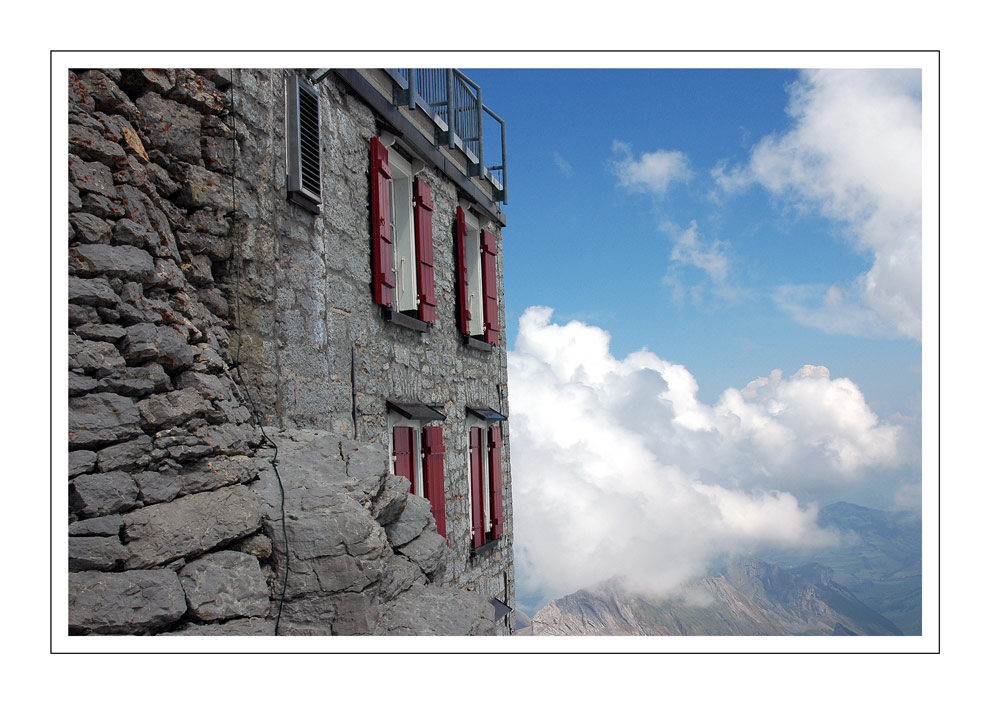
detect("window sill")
[384,308,430,332]
[470,539,499,558]
[287,190,321,214]
[463,335,493,352]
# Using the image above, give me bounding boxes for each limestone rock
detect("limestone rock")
[377,584,496,636]
[230,532,272,560]
[69,244,155,283]
[68,276,120,307]
[122,484,262,569]
[372,473,410,527]
[96,435,153,472]
[68,450,97,478]
[176,454,265,496]
[396,530,446,578]
[69,334,125,378]
[69,156,117,198]
[69,392,143,448]
[68,514,123,537]
[177,163,232,210]
[385,494,434,548]
[133,470,182,504]
[178,551,269,621]
[379,554,428,600]
[134,91,203,164]
[137,388,212,429]
[69,569,187,634]
[70,470,139,517]
[70,212,112,245]
[69,535,127,571]
[164,617,273,636]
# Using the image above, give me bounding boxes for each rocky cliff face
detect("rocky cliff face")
[66,69,496,636]
[529,558,902,636]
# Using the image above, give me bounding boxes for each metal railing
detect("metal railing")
[386,68,507,204]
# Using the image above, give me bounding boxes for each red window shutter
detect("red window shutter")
[488,425,505,539]
[392,426,415,494]
[469,426,486,549]
[456,206,471,335]
[414,179,436,324]
[481,230,500,345]
[422,426,446,538]
[370,137,395,306]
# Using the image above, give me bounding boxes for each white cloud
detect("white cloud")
[509,307,905,606]
[663,220,741,305]
[612,140,692,196]
[715,69,922,340]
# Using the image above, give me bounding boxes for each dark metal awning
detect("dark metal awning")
[387,400,446,421]
[466,405,507,422]
[489,597,512,621]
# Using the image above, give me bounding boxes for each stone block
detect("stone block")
[69,535,127,571]
[70,212,112,245]
[96,435,153,472]
[137,388,212,429]
[69,569,187,634]
[69,392,143,449]
[68,450,97,478]
[133,470,182,504]
[68,514,123,537]
[69,156,117,198]
[122,484,262,569]
[68,334,125,378]
[178,551,269,621]
[70,471,139,518]
[69,244,155,283]
[176,455,264,496]
[134,91,203,164]
[68,277,120,307]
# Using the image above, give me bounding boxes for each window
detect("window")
[286,74,321,213]
[466,406,507,553]
[456,205,500,347]
[370,136,436,329]
[388,401,447,537]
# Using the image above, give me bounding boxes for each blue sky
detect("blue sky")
[467,68,924,611]
[473,68,921,418]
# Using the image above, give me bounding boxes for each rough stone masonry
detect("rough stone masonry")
[67,68,501,635]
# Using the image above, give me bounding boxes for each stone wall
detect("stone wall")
[67,68,502,635]
[220,69,515,632]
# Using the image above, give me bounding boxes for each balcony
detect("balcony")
[384,69,507,204]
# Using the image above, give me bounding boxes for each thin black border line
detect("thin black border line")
[54,51,939,656]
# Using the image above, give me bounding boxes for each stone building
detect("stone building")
[67,68,514,636]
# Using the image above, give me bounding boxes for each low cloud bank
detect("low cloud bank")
[509,307,906,605]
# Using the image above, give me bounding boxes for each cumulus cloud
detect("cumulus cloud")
[612,140,692,196]
[714,69,922,340]
[509,307,905,607]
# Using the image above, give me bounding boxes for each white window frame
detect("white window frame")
[389,412,425,498]
[463,208,485,336]
[467,417,493,537]
[387,148,418,314]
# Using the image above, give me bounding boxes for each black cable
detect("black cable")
[227,69,290,636]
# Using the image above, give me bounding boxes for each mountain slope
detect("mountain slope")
[530,558,902,636]
[758,502,921,634]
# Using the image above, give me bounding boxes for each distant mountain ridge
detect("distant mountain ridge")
[758,501,921,634]
[529,557,902,636]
